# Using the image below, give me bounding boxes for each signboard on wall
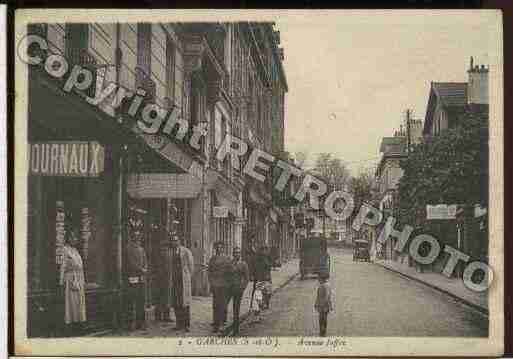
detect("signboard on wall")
[426,204,457,220]
[127,173,202,199]
[29,141,104,177]
[213,206,229,218]
[81,207,92,261]
[55,201,65,265]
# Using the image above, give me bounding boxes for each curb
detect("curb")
[222,270,299,336]
[376,262,489,316]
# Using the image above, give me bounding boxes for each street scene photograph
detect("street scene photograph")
[13,9,503,357]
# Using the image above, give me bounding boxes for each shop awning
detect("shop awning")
[127,173,202,199]
[30,66,202,179]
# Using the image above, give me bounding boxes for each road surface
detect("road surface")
[239,248,488,337]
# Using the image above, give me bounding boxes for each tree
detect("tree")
[396,104,488,231]
[348,168,376,211]
[312,153,350,191]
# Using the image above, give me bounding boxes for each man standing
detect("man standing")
[157,236,173,323]
[168,233,194,332]
[208,241,233,333]
[125,220,148,330]
[227,247,249,336]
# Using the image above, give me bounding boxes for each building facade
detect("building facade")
[374,133,407,260]
[26,21,290,336]
[420,57,489,274]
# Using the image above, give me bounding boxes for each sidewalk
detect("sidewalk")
[107,257,299,337]
[375,259,488,315]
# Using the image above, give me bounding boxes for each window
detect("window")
[221,115,229,176]
[47,24,65,55]
[165,36,176,105]
[189,79,206,154]
[150,24,167,106]
[136,23,151,76]
[119,24,137,91]
[27,146,117,292]
[65,24,89,63]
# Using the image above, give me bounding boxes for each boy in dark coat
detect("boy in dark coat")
[314,272,333,337]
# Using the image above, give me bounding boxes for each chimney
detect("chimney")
[467,56,489,104]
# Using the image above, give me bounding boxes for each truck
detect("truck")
[299,236,330,279]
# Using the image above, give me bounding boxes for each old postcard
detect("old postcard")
[13,9,503,356]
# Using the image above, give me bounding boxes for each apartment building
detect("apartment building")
[26,21,289,336]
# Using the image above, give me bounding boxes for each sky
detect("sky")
[277,11,496,175]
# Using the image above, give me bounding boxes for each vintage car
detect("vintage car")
[353,239,370,262]
[299,236,330,279]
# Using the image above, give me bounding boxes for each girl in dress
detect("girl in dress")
[253,282,265,322]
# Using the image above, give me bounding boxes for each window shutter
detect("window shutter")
[166,36,176,105]
[66,24,89,65]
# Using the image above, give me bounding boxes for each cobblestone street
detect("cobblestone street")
[238,248,488,337]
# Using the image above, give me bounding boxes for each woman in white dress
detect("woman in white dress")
[59,227,87,336]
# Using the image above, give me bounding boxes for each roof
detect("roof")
[423,82,468,135]
[375,136,407,178]
[432,82,468,107]
[379,136,407,153]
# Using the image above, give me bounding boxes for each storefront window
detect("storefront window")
[27,144,116,293]
[167,198,191,247]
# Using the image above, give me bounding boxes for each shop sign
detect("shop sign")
[426,204,457,220]
[127,173,202,199]
[213,206,229,218]
[29,141,104,177]
[81,207,92,261]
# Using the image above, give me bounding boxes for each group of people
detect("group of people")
[125,222,275,336]
[58,211,282,337]
[125,222,195,332]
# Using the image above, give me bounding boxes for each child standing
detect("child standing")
[314,273,333,337]
[252,282,265,322]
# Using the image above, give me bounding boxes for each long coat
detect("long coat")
[208,254,234,288]
[59,245,87,324]
[314,281,333,313]
[162,246,194,307]
[253,253,272,282]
